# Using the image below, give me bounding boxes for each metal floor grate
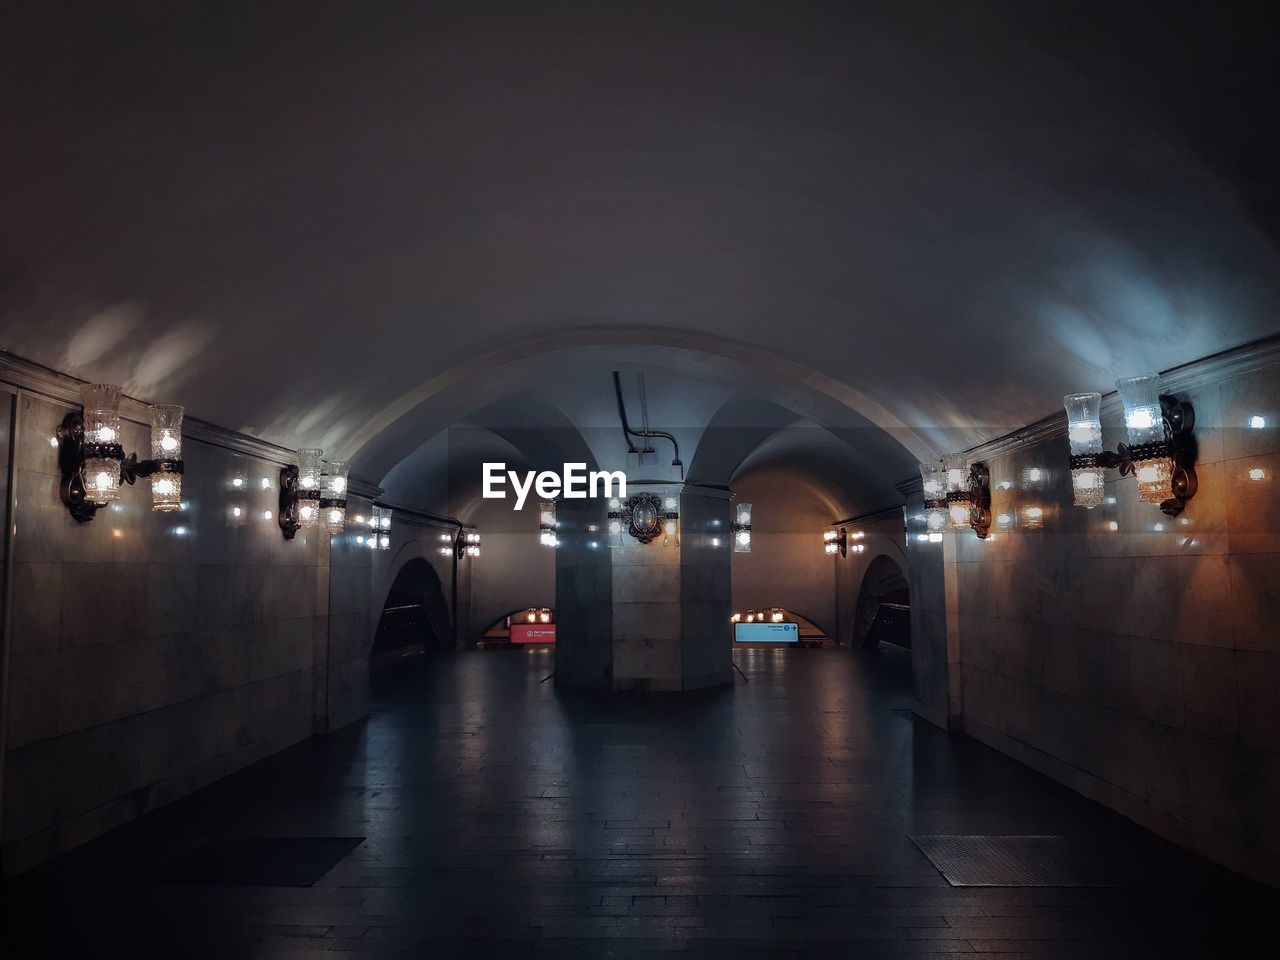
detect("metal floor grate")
[149,836,364,887]
[911,835,1134,887]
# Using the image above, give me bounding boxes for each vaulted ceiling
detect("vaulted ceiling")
[3,1,1277,516]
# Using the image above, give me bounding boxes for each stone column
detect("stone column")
[555,484,733,692]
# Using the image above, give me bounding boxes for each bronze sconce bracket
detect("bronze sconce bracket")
[57,411,101,523]
[609,493,677,545]
[1079,394,1198,517]
[56,411,184,523]
[967,461,992,538]
[278,465,303,539]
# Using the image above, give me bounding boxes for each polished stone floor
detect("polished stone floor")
[4,646,1277,958]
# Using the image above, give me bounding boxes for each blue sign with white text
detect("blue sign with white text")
[734,621,799,643]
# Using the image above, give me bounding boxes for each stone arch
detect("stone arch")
[372,556,453,659]
[851,553,910,649]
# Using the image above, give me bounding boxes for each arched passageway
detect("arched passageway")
[852,554,911,650]
[371,558,453,665]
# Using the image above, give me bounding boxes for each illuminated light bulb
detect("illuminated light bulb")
[49,436,59,448]
[711,537,721,547]
[730,613,741,623]
[298,504,315,521]
[379,535,390,549]
[232,477,244,488]
[325,507,345,533]
[928,532,943,543]
[736,530,750,547]
[1025,468,1042,482]
[232,507,242,517]
[1127,408,1157,430]
[329,476,346,494]
[95,471,112,489]
[949,503,970,529]
[1134,458,1174,504]
[263,510,273,521]
[1153,523,1165,532]
[526,611,536,623]
[1108,520,1119,531]
[159,433,178,452]
[261,477,271,489]
[1249,468,1266,481]
[1248,415,1266,429]
[1071,467,1106,509]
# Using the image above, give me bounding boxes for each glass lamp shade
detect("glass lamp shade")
[149,404,183,459]
[296,448,323,493]
[919,461,945,500]
[148,404,184,512]
[1116,374,1165,446]
[1135,457,1175,504]
[1021,505,1045,530]
[949,503,971,530]
[82,383,122,446]
[941,453,968,495]
[1063,393,1103,455]
[83,458,121,504]
[607,517,624,548]
[1071,467,1106,508]
[321,461,349,533]
[295,448,323,528]
[325,506,346,533]
[539,500,557,547]
[733,501,752,553]
[924,507,947,533]
[323,460,349,500]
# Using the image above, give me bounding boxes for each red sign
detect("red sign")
[511,624,556,644]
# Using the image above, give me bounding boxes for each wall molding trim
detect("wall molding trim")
[0,349,385,497]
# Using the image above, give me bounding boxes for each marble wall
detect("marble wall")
[1,391,341,874]
[907,346,1280,885]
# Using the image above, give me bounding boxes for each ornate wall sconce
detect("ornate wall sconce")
[539,500,558,547]
[463,530,481,557]
[278,447,323,539]
[1066,374,1197,516]
[1063,392,1105,508]
[823,526,846,556]
[608,493,680,546]
[918,461,947,534]
[322,461,349,533]
[57,383,186,522]
[920,455,991,539]
[372,506,392,549]
[731,501,752,553]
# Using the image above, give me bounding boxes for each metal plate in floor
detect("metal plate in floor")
[149,836,364,887]
[911,835,1133,887]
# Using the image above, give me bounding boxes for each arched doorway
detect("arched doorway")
[371,558,453,666]
[852,555,910,650]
